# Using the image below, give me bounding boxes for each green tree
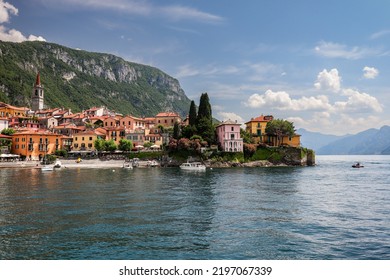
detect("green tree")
[94,138,105,151]
[173,122,180,139]
[196,93,212,122]
[181,125,197,139]
[241,128,254,144]
[196,116,215,145]
[188,100,197,126]
[1,128,15,135]
[195,93,215,145]
[265,119,295,146]
[118,139,133,151]
[104,139,117,152]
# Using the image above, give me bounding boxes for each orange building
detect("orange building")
[155,112,181,127]
[0,102,29,118]
[11,131,63,160]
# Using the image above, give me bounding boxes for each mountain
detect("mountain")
[296,128,346,151]
[316,126,390,155]
[0,41,191,117]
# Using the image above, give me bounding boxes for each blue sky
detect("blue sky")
[1,0,390,135]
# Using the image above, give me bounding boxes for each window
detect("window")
[231,134,235,140]
[89,137,93,141]
[231,127,234,131]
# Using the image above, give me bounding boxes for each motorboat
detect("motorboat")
[41,165,54,171]
[180,161,206,171]
[54,159,62,168]
[352,162,364,168]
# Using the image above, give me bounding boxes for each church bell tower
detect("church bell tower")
[32,72,44,111]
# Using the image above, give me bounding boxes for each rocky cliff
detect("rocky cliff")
[0,41,191,117]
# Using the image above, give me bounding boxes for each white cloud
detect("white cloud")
[0,25,46,42]
[0,0,18,23]
[48,0,224,23]
[335,89,383,113]
[362,66,379,79]
[0,1,46,42]
[314,41,378,60]
[175,64,200,78]
[245,90,332,111]
[314,68,341,92]
[370,30,390,40]
[217,112,245,124]
[160,5,224,23]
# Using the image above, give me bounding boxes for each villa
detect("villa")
[216,120,243,152]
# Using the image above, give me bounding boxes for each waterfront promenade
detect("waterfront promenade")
[0,159,127,169]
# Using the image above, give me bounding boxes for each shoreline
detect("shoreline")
[0,158,304,170]
[0,159,129,169]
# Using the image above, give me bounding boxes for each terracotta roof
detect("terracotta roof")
[155,112,180,117]
[245,115,273,123]
[0,134,12,139]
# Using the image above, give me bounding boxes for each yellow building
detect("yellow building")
[245,114,301,147]
[265,134,301,148]
[0,102,29,118]
[11,131,63,160]
[245,115,274,142]
[72,130,103,151]
[155,112,181,128]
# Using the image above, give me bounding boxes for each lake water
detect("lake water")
[0,155,389,260]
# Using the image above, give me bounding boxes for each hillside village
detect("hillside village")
[0,73,303,163]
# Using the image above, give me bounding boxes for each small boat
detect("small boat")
[180,161,206,171]
[123,161,133,169]
[54,159,62,168]
[352,162,364,168]
[41,165,54,171]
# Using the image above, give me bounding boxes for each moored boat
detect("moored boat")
[180,161,206,171]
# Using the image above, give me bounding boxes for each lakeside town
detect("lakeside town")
[0,73,310,168]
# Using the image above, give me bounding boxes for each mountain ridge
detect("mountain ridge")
[0,40,191,117]
[298,126,390,155]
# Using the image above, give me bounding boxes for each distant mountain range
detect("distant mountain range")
[297,126,390,155]
[0,41,191,117]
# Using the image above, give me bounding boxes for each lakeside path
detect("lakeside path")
[0,159,128,169]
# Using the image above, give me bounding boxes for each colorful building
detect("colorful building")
[216,120,243,152]
[155,112,181,127]
[0,102,29,118]
[245,115,274,142]
[11,131,63,160]
[245,114,301,147]
[72,130,103,151]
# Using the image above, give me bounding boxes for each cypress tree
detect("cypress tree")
[188,100,197,126]
[195,93,215,145]
[197,93,212,122]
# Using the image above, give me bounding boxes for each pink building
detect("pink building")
[216,120,243,152]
